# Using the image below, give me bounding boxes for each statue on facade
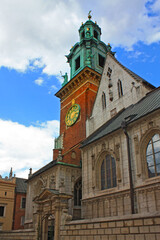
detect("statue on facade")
[61,72,68,87]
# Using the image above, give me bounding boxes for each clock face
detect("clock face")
[65,104,80,127]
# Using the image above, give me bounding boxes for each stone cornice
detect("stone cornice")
[55,67,101,101]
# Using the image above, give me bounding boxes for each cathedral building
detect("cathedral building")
[1,13,159,240]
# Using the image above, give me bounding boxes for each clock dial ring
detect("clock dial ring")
[65,104,80,127]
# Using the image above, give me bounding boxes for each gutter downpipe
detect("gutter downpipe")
[121,120,135,214]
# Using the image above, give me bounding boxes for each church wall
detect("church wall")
[60,214,160,240]
[86,53,152,137]
[82,110,160,219]
[25,164,81,229]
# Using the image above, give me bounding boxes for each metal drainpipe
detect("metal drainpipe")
[121,120,135,214]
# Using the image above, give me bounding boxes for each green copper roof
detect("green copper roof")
[64,16,115,82]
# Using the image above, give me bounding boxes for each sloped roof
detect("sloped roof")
[15,178,27,193]
[81,87,160,148]
[28,160,57,181]
[109,53,155,89]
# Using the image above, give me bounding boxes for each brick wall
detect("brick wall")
[60,214,160,240]
[13,193,26,230]
[60,81,98,165]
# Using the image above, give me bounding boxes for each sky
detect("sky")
[0,0,160,178]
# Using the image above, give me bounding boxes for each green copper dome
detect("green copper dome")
[65,14,115,81]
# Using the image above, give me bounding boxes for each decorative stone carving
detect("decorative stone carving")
[60,178,65,187]
[114,143,121,182]
[134,135,139,155]
[148,121,154,128]
[91,153,95,170]
[50,175,56,189]
[40,176,47,188]
[134,135,141,177]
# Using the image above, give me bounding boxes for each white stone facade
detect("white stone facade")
[86,53,152,137]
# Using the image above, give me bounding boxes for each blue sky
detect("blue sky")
[0,0,160,178]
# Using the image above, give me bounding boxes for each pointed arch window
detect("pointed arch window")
[146,133,160,178]
[117,79,123,98]
[102,92,106,109]
[101,155,117,190]
[74,179,82,206]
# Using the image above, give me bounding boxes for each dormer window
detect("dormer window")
[99,54,105,68]
[75,56,80,71]
[94,30,98,39]
[117,79,123,98]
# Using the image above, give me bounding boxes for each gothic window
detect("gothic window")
[75,56,80,71]
[117,79,123,98]
[102,92,106,109]
[74,179,82,206]
[101,155,117,190]
[146,134,160,178]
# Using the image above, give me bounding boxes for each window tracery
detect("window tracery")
[146,133,160,178]
[101,154,117,190]
[74,178,82,206]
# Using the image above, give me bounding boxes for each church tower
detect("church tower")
[54,13,114,166]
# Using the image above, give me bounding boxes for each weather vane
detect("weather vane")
[88,10,92,20]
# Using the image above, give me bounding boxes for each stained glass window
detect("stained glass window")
[101,155,117,190]
[146,134,160,178]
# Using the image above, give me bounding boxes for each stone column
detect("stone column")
[42,217,48,240]
[54,200,61,240]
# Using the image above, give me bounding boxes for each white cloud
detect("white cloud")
[48,84,58,94]
[34,77,44,86]
[0,119,59,178]
[0,0,160,75]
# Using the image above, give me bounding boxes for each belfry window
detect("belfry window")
[81,31,85,39]
[94,30,98,39]
[117,79,123,98]
[146,134,160,178]
[101,155,117,190]
[102,92,106,109]
[75,56,80,71]
[99,54,105,68]
[74,179,82,206]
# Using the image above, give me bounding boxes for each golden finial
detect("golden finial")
[81,22,83,25]
[95,21,97,24]
[108,43,110,45]
[88,10,92,20]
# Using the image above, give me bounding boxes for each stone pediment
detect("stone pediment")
[34,188,72,203]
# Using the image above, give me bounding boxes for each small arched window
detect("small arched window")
[146,134,160,178]
[101,155,117,190]
[117,79,123,98]
[74,179,82,206]
[102,92,106,109]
